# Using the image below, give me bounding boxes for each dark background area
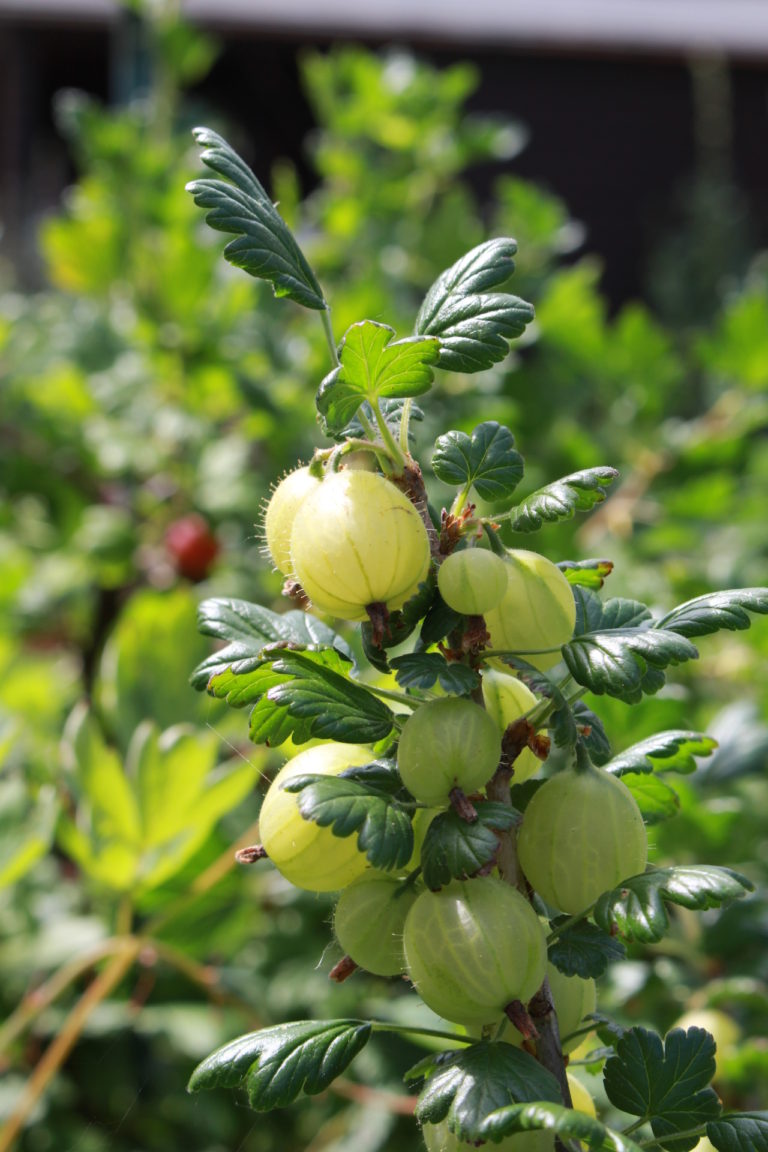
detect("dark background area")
[1,9,767,306]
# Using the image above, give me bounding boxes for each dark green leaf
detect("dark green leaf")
[603,1027,721,1150]
[361,575,438,669]
[331,396,425,443]
[478,1101,644,1151]
[284,773,414,871]
[548,918,626,979]
[656,588,768,639]
[389,652,480,695]
[573,589,653,638]
[188,1019,371,1109]
[562,628,699,704]
[501,468,619,533]
[420,593,463,646]
[188,128,326,310]
[420,803,518,890]
[410,1041,560,1140]
[431,422,524,502]
[622,773,680,825]
[316,321,440,432]
[594,866,754,944]
[509,778,545,812]
[415,239,534,373]
[192,598,352,687]
[209,648,393,746]
[573,702,612,765]
[707,1113,768,1151]
[604,731,717,777]
[559,558,615,590]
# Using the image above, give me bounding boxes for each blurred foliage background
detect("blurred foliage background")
[1,2,767,1150]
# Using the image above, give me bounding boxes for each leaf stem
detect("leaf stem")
[371,398,407,473]
[545,906,597,945]
[370,1020,477,1045]
[637,1127,707,1148]
[321,307,340,368]
[399,398,413,455]
[362,683,427,709]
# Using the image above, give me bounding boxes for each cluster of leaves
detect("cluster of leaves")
[3,11,768,1152]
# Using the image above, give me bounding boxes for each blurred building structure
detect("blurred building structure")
[1,0,767,302]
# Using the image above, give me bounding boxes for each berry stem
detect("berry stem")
[369,1020,478,1045]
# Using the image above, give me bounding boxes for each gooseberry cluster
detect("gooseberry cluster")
[258,461,646,1082]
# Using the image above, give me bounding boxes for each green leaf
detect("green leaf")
[209,648,394,747]
[621,773,680,825]
[594,866,755,944]
[389,652,480,695]
[410,1041,561,1140]
[431,422,524,502]
[548,918,626,979]
[361,575,438,670]
[573,702,612,765]
[316,321,440,432]
[501,467,619,533]
[603,1026,721,1150]
[572,590,653,637]
[604,731,718,777]
[0,778,57,888]
[187,127,326,310]
[192,598,352,687]
[188,1019,371,1109]
[415,239,534,373]
[478,1101,645,1151]
[707,1113,768,1151]
[420,802,518,891]
[562,627,699,704]
[559,558,615,590]
[283,772,414,871]
[655,588,768,639]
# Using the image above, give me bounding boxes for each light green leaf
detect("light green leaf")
[501,467,619,533]
[316,320,439,432]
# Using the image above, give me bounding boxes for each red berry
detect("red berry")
[165,515,219,581]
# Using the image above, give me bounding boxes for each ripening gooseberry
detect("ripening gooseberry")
[437,549,509,616]
[517,762,648,914]
[403,877,547,1028]
[263,465,321,576]
[481,670,544,783]
[397,698,501,806]
[290,470,431,620]
[334,873,419,976]
[258,742,372,892]
[484,550,576,671]
[671,1009,740,1078]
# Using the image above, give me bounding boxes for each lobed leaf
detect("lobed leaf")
[415,239,534,373]
[655,588,768,639]
[389,652,480,695]
[562,627,699,704]
[707,1113,768,1151]
[188,127,326,310]
[420,802,518,890]
[284,772,414,871]
[548,917,626,979]
[604,730,718,777]
[501,467,619,533]
[431,421,524,502]
[192,597,352,687]
[621,773,680,825]
[188,1019,371,1109]
[603,1026,721,1150]
[572,701,612,764]
[316,320,440,432]
[409,1041,560,1140]
[594,865,754,944]
[478,1100,644,1151]
[572,588,653,638]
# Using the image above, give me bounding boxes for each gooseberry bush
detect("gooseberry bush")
[184,128,768,1152]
